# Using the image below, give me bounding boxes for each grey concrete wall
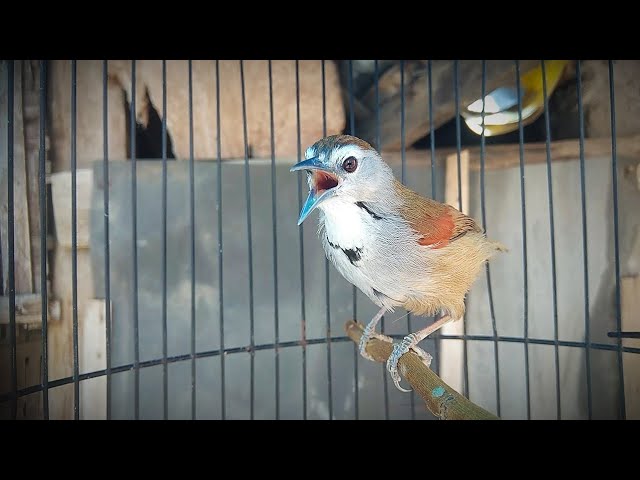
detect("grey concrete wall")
[89,153,638,419]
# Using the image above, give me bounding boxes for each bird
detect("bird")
[290,134,507,392]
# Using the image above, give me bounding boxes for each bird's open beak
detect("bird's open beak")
[290,157,339,225]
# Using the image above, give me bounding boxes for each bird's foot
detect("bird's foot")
[358,322,392,362]
[386,333,433,392]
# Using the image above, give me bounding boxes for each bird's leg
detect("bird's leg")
[358,306,390,362]
[387,314,454,392]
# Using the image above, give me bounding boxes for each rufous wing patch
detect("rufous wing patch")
[416,213,455,248]
[394,180,482,249]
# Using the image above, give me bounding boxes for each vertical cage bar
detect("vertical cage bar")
[130,59,140,420]
[267,60,280,420]
[608,60,626,420]
[453,59,470,397]
[347,59,359,420]
[348,60,357,321]
[479,60,501,417]
[39,60,49,419]
[575,60,592,419]
[515,60,531,420]
[427,59,440,377]
[102,60,112,420]
[540,60,561,420]
[321,59,333,420]
[453,61,463,213]
[215,60,226,420]
[295,60,307,420]
[71,60,79,420]
[374,59,390,420]
[161,60,168,420]
[239,60,255,420]
[7,60,17,420]
[188,60,196,420]
[399,60,416,419]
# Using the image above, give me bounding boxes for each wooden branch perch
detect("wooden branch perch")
[345,320,499,420]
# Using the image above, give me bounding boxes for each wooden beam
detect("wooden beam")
[379,134,640,172]
[49,169,93,249]
[0,293,60,325]
[23,60,45,295]
[357,60,542,151]
[0,60,33,294]
[80,299,108,420]
[621,275,640,420]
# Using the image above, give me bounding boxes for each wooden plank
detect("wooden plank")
[48,168,95,418]
[438,150,470,395]
[357,60,542,151]
[621,276,640,420]
[0,332,43,419]
[379,134,640,172]
[47,248,96,419]
[50,169,93,249]
[0,60,33,294]
[23,60,44,294]
[47,61,124,418]
[107,60,345,160]
[48,60,127,172]
[80,299,108,420]
[0,293,60,325]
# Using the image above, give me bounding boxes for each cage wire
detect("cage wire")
[0,59,637,420]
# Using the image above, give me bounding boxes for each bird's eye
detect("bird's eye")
[342,156,358,173]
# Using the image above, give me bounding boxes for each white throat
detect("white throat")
[318,198,368,250]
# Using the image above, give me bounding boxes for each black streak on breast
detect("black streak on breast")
[327,237,362,266]
[356,201,382,220]
[343,247,362,265]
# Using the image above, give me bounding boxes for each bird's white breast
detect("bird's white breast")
[319,200,368,250]
[316,197,419,312]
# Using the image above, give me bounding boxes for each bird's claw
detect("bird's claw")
[358,323,377,362]
[386,333,433,393]
[389,358,412,392]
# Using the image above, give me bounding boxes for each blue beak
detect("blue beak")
[290,157,338,225]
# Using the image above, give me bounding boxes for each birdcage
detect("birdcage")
[1,59,638,420]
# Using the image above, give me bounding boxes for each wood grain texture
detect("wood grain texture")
[107,60,346,160]
[0,293,60,325]
[50,169,93,249]
[0,60,33,294]
[357,60,542,151]
[379,134,640,172]
[79,299,107,420]
[22,60,44,294]
[48,60,127,173]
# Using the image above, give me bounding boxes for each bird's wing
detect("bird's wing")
[394,180,482,249]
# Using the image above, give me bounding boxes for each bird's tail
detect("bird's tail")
[491,240,509,253]
[481,237,509,259]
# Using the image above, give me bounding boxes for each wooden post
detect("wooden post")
[80,299,108,420]
[622,225,640,419]
[439,150,470,395]
[621,276,640,419]
[0,60,42,419]
[46,60,127,419]
[49,169,95,419]
[0,61,33,295]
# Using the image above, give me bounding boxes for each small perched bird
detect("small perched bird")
[291,134,506,392]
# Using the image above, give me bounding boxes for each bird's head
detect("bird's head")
[290,135,394,225]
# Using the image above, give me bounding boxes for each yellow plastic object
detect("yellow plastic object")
[461,60,571,136]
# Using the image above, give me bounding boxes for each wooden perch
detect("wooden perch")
[345,320,499,420]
